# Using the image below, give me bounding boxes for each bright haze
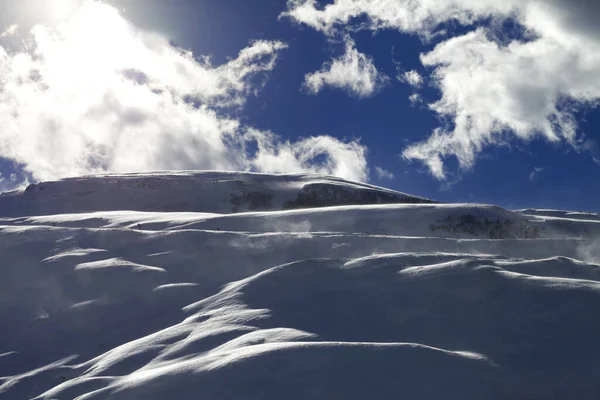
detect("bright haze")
[1,0,600,210]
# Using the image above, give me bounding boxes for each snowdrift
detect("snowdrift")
[2,172,600,399]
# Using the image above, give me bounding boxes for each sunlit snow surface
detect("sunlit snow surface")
[2,172,600,399]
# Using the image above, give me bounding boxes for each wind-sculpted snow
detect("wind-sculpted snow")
[1,173,600,399]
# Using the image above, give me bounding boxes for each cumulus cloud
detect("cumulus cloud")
[399,70,424,87]
[374,166,394,180]
[248,130,369,181]
[285,0,600,179]
[0,1,369,185]
[403,24,585,179]
[303,36,387,98]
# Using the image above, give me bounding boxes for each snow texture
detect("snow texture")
[1,171,600,399]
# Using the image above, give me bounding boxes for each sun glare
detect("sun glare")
[33,1,141,91]
[46,0,81,22]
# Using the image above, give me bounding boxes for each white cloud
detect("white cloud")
[403,19,591,179]
[0,171,30,193]
[282,0,518,36]
[374,166,394,180]
[529,167,543,182]
[399,70,423,87]
[303,36,387,98]
[248,130,369,181]
[1,24,18,38]
[0,2,369,185]
[285,0,600,179]
[408,93,422,106]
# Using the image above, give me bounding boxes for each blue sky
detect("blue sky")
[1,0,599,211]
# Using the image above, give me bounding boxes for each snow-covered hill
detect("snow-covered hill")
[2,172,600,399]
[0,171,431,217]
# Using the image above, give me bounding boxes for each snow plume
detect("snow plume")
[303,36,387,98]
[285,0,600,179]
[576,240,600,266]
[0,1,369,186]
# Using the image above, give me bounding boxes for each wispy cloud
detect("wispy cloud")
[0,24,18,38]
[529,167,543,182]
[398,70,424,87]
[282,0,518,36]
[408,93,422,106]
[285,0,600,179]
[374,166,394,180]
[303,36,387,98]
[0,2,369,186]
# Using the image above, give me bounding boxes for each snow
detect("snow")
[0,171,431,217]
[1,171,600,399]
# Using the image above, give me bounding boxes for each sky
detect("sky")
[0,0,599,211]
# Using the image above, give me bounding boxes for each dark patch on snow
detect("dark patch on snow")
[230,191,274,212]
[431,214,541,239]
[284,183,434,210]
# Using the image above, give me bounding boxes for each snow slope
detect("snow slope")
[2,172,600,399]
